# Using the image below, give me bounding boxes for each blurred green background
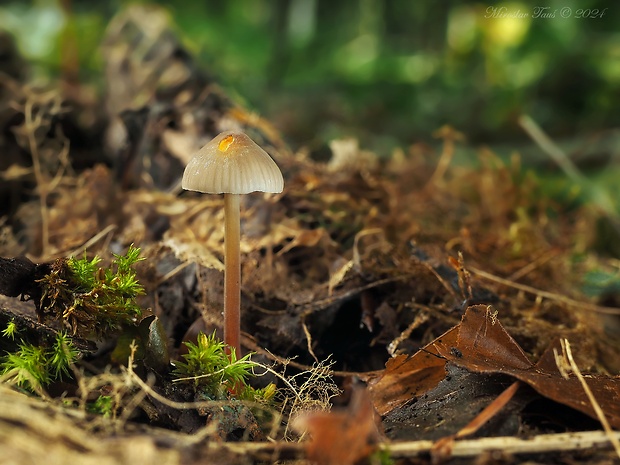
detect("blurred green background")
[1,0,619,155]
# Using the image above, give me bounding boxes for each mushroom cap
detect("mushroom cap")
[182,131,284,194]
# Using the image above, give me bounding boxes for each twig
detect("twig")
[455,381,521,439]
[420,260,461,302]
[301,318,319,363]
[24,99,50,258]
[519,115,618,227]
[212,430,620,459]
[519,115,585,184]
[387,310,429,356]
[470,265,620,315]
[243,337,381,378]
[156,260,192,285]
[507,248,561,282]
[68,224,117,257]
[387,430,620,458]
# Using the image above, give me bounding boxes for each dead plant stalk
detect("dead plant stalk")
[555,339,620,459]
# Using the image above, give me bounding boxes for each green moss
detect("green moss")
[173,331,275,403]
[37,244,145,337]
[49,331,79,379]
[371,448,395,465]
[88,395,115,417]
[1,330,78,392]
[1,320,17,340]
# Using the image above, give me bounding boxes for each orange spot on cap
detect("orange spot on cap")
[218,135,234,152]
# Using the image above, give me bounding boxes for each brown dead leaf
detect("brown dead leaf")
[368,325,458,415]
[435,305,532,372]
[437,305,620,428]
[163,233,224,271]
[327,138,378,174]
[292,387,381,465]
[370,304,620,430]
[328,257,353,296]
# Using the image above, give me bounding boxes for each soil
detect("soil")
[0,6,619,465]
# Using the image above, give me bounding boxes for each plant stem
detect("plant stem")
[224,193,241,356]
[25,99,49,258]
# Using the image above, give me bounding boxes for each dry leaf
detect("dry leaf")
[368,325,458,415]
[292,387,381,465]
[436,305,620,428]
[370,305,620,429]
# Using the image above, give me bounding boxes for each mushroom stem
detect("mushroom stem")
[224,193,241,357]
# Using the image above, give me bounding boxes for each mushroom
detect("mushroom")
[182,131,284,357]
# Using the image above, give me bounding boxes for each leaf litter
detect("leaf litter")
[0,4,619,464]
[370,305,620,429]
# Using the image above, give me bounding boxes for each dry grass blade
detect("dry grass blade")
[470,266,620,315]
[519,114,619,232]
[555,339,620,459]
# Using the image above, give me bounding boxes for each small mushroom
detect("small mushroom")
[182,131,284,356]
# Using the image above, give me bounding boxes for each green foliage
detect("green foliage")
[38,245,145,337]
[1,320,17,340]
[173,332,275,402]
[582,269,620,298]
[49,331,80,379]
[1,331,78,392]
[371,448,394,465]
[67,254,101,290]
[68,245,145,303]
[88,395,115,417]
[3,2,617,152]
[1,343,49,390]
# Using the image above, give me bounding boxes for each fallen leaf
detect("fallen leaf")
[368,325,458,415]
[370,304,620,430]
[436,305,620,428]
[292,387,381,465]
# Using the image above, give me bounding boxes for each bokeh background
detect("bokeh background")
[1,0,618,155]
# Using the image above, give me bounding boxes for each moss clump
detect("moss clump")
[36,245,144,337]
[88,395,115,417]
[1,331,79,392]
[173,331,275,403]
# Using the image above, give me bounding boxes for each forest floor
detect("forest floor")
[0,6,619,465]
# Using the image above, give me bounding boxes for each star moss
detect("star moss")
[1,330,79,392]
[37,245,145,337]
[173,331,276,403]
